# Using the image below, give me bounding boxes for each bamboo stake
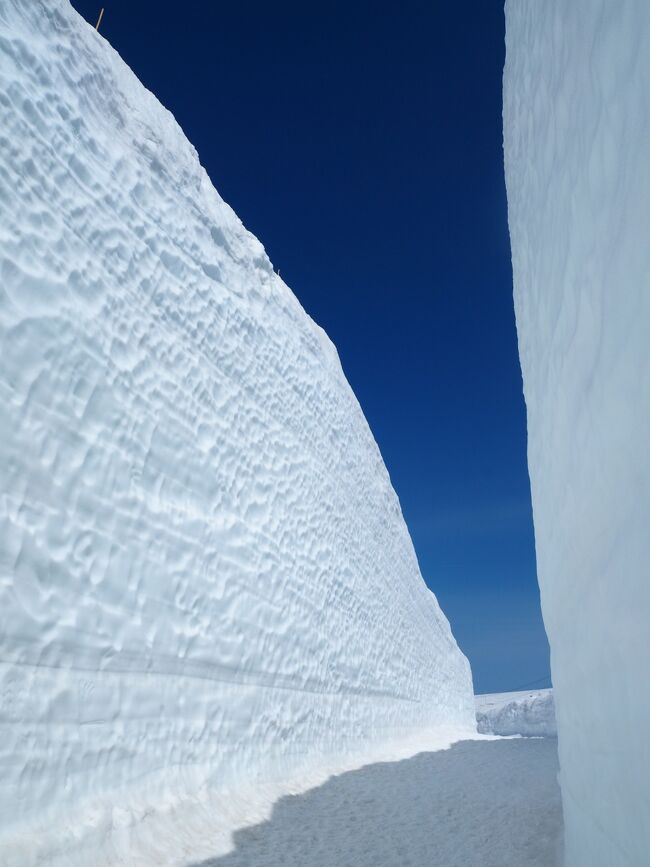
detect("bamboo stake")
[95,7,105,31]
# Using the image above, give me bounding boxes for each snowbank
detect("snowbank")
[475,690,556,738]
[0,0,473,863]
[504,1,650,864]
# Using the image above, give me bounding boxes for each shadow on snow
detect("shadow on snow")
[190,737,562,867]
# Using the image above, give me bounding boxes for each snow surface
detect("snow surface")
[504,1,650,864]
[475,690,556,738]
[0,0,474,863]
[191,737,563,867]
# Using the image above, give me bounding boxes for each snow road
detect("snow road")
[190,737,562,867]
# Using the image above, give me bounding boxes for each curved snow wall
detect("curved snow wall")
[504,2,650,864]
[0,0,474,860]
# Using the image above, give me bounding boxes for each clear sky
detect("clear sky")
[70,0,551,694]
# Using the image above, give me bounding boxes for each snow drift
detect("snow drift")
[475,690,556,738]
[504,1,650,864]
[0,0,474,862]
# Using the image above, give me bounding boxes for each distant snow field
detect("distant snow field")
[476,689,556,737]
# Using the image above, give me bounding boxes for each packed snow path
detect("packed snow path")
[190,738,563,867]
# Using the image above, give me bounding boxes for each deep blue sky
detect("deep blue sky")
[71,0,550,694]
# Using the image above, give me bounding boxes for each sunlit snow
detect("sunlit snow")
[0,1,474,863]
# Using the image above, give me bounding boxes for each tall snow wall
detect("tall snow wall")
[504,2,650,864]
[0,0,474,862]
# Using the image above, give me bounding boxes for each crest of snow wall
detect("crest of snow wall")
[0,0,474,859]
[504,2,650,864]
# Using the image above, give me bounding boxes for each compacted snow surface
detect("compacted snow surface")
[0,0,474,863]
[475,690,556,737]
[505,1,650,864]
[191,738,563,867]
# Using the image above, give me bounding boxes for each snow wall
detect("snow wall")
[504,2,650,864]
[475,690,556,738]
[0,0,474,862]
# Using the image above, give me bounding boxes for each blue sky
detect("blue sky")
[71,0,550,694]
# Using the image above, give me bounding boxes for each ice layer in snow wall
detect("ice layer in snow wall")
[0,0,474,859]
[504,1,650,864]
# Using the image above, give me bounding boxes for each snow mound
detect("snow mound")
[505,1,650,864]
[475,690,556,737]
[0,0,473,863]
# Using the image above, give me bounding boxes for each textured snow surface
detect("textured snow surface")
[191,738,563,867]
[475,690,556,737]
[0,0,474,863]
[504,1,650,865]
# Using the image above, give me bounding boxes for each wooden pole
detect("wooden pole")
[95,7,105,30]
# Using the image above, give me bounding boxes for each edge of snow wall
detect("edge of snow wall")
[504,2,650,864]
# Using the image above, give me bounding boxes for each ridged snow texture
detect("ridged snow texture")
[0,0,474,856]
[504,2,650,865]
